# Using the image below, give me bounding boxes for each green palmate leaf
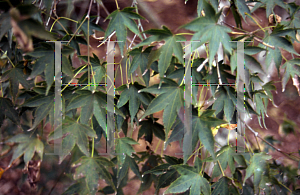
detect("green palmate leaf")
[262,81,276,106]
[133,26,185,78]
[197,0,219,16]
[288,7,300,35]
[165,109,226,163]
[6,134,44,166]
[212,86,236,122]
[117,155,142,187]
[181,1,232,67]
[281,59,300,92]
[253,90,270,128]
[104,7,144,56]
[116,82,152,127]
[230,45,265,74]
[138,117,165,144]
[79,15,104,39]
[0,97,19,127]
[155,168,179,194]
[139,79,184,139]
[0,12,11,41]
[21,93,54,131]
[138,154,160,193]
[192,110,227,161]
[115,137,139,165]
[244,153,272,193]
[48,118,97,163]
[262,26,298,75]
[128,46,153,86]
[78,54,106,84]
[165,165,211,195]
[211,145,246,178]
[257,0,287,18]
[73,156,115,194]
[230,52,264,92]
[62,178,89,195]
[144,155,182,194]
[66,90,125,129]
[211,176,240,195]
[26,43,74,95]
[1,63,34,103]
[234,0,251,22]
[157,35,184,78]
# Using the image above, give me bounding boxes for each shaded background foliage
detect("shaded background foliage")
[0,0,300,194]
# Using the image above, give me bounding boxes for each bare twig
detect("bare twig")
[253,37,275,50]
[245,123,300,161]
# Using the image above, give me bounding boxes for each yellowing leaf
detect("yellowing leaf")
[0,167,5,179]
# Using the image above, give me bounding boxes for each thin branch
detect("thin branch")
[245,123,300,161]
[115,0,119,10]
[253,37,275,50]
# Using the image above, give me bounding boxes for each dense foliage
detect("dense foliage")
[0,0,300,194]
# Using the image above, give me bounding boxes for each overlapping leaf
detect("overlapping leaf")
[244,153,272,194]
[26,43,74,95]
[62,178,89,195]
[66,90,125,129]
[48,117,97,163]
[104,7,144,56]
[190,110,227,161]
[78,15,104,39]
[116,82,152,127]
[6,134,44,166]
[21,93,54,131]
[138,117,165,144]
[254,0,287,18]
[138,154,160,193]
[281,59,300,92]
[1,63,34,102]
[253,90,270,128]
[78,54,106,84]
[262,26,298,75]
[133,26,185,78]
[117,155,142,187]
[196,0,219,15]
[0,97,19,127]
[212,86,236,122]
[139,78,185,139]
[143,155,182,194]
[211,145,246,178]
[73,156,115,194]
[166,109,226,163]
[128,46,153,86]
[234,0,251,22]
[115,137,139,165]
[211,176,240,195]
[165,165,211,195]
[288,6,300,35]
[181,1,233,66]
